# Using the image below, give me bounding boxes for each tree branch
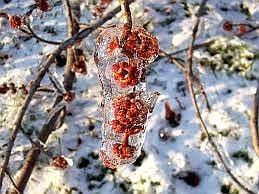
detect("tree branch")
[167,39,215,56]
[63,0,80,91]
[23,24,62,45]
[160,49,211,110]
[8,105,66,194]
[185,0,256,193]
[5,170,20,194]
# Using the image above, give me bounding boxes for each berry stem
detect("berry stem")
[118,0,132,28]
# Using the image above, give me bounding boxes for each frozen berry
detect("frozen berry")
[112,143,136,159]
[223,20,232,31]
[35,0,49,12]
[112,61,140,88]
[9,15,22,29]
[64,91,75,102]
[239,24,247,33]
[0,83,9,94]
[52,156,69,169]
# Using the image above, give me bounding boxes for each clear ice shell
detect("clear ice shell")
[94,24,160,168]
[98,92,159,168]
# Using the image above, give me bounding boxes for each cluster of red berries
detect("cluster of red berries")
[0,82,28,95]
[104,93,148,165]
[95,24,159,88]
[120,25,159,62]
[9,15,23,29]
[223,20,247,34]
[111,93,148,134]
[35,0,50,12]
[111,143,136,160]
[71,49,87,75]
[52,156,69,169]
[93,0,113,17]
[111,60,140,88]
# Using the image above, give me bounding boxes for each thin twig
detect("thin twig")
[19,128,50,157]
[159,49,186,71]
[4,170,20,194]
[36,86,55,93]
[167,39,215,56]
[186,0,256,193]
[250,83,259,156]
[0,12,9,19]
[65,0,75,31]
[0,2,135,191]
[21,24,62,45]
[47,70,65,95]
[238,25,259,37]
[160,49,211,110]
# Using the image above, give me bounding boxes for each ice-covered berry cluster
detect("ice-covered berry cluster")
[94,24,159,168]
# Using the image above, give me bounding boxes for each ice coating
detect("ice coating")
[94,24,159,168]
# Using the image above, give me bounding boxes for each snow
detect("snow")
[0,0,259,194]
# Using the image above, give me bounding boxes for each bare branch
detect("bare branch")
[63,0,80,91]
[159,49,186,71]
[185,0,256,193]
[8,105,66,194]
[160,49,211,110]
[47,70,65,95]
[4,170,20,194]
[250,83,259,156]
[167,39,215,56]
[24,24,62,45]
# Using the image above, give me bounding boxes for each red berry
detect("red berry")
[112,61,140,88]
[107,38,119,55]
[223,20,233,31]
[99,150,118,169]
[239,24,247,33]
[0,83,9,94]
[121,25,159,62]
[9,15,22,29]
[52,156,69,169]
[64,91,75,102]
[111,93,148,135]
[111,143,136,159]
[72,60,87,74]
[35,0,49,12]
[100,0,112,7]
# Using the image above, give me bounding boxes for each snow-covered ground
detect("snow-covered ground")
[0,0,259,193]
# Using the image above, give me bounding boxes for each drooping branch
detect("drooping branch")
[21,24,62,45]
[0,1,135,191]
[250,83,259,156]
[0,54,53,191]
[8,105,66,194]
[185,0,256,193]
